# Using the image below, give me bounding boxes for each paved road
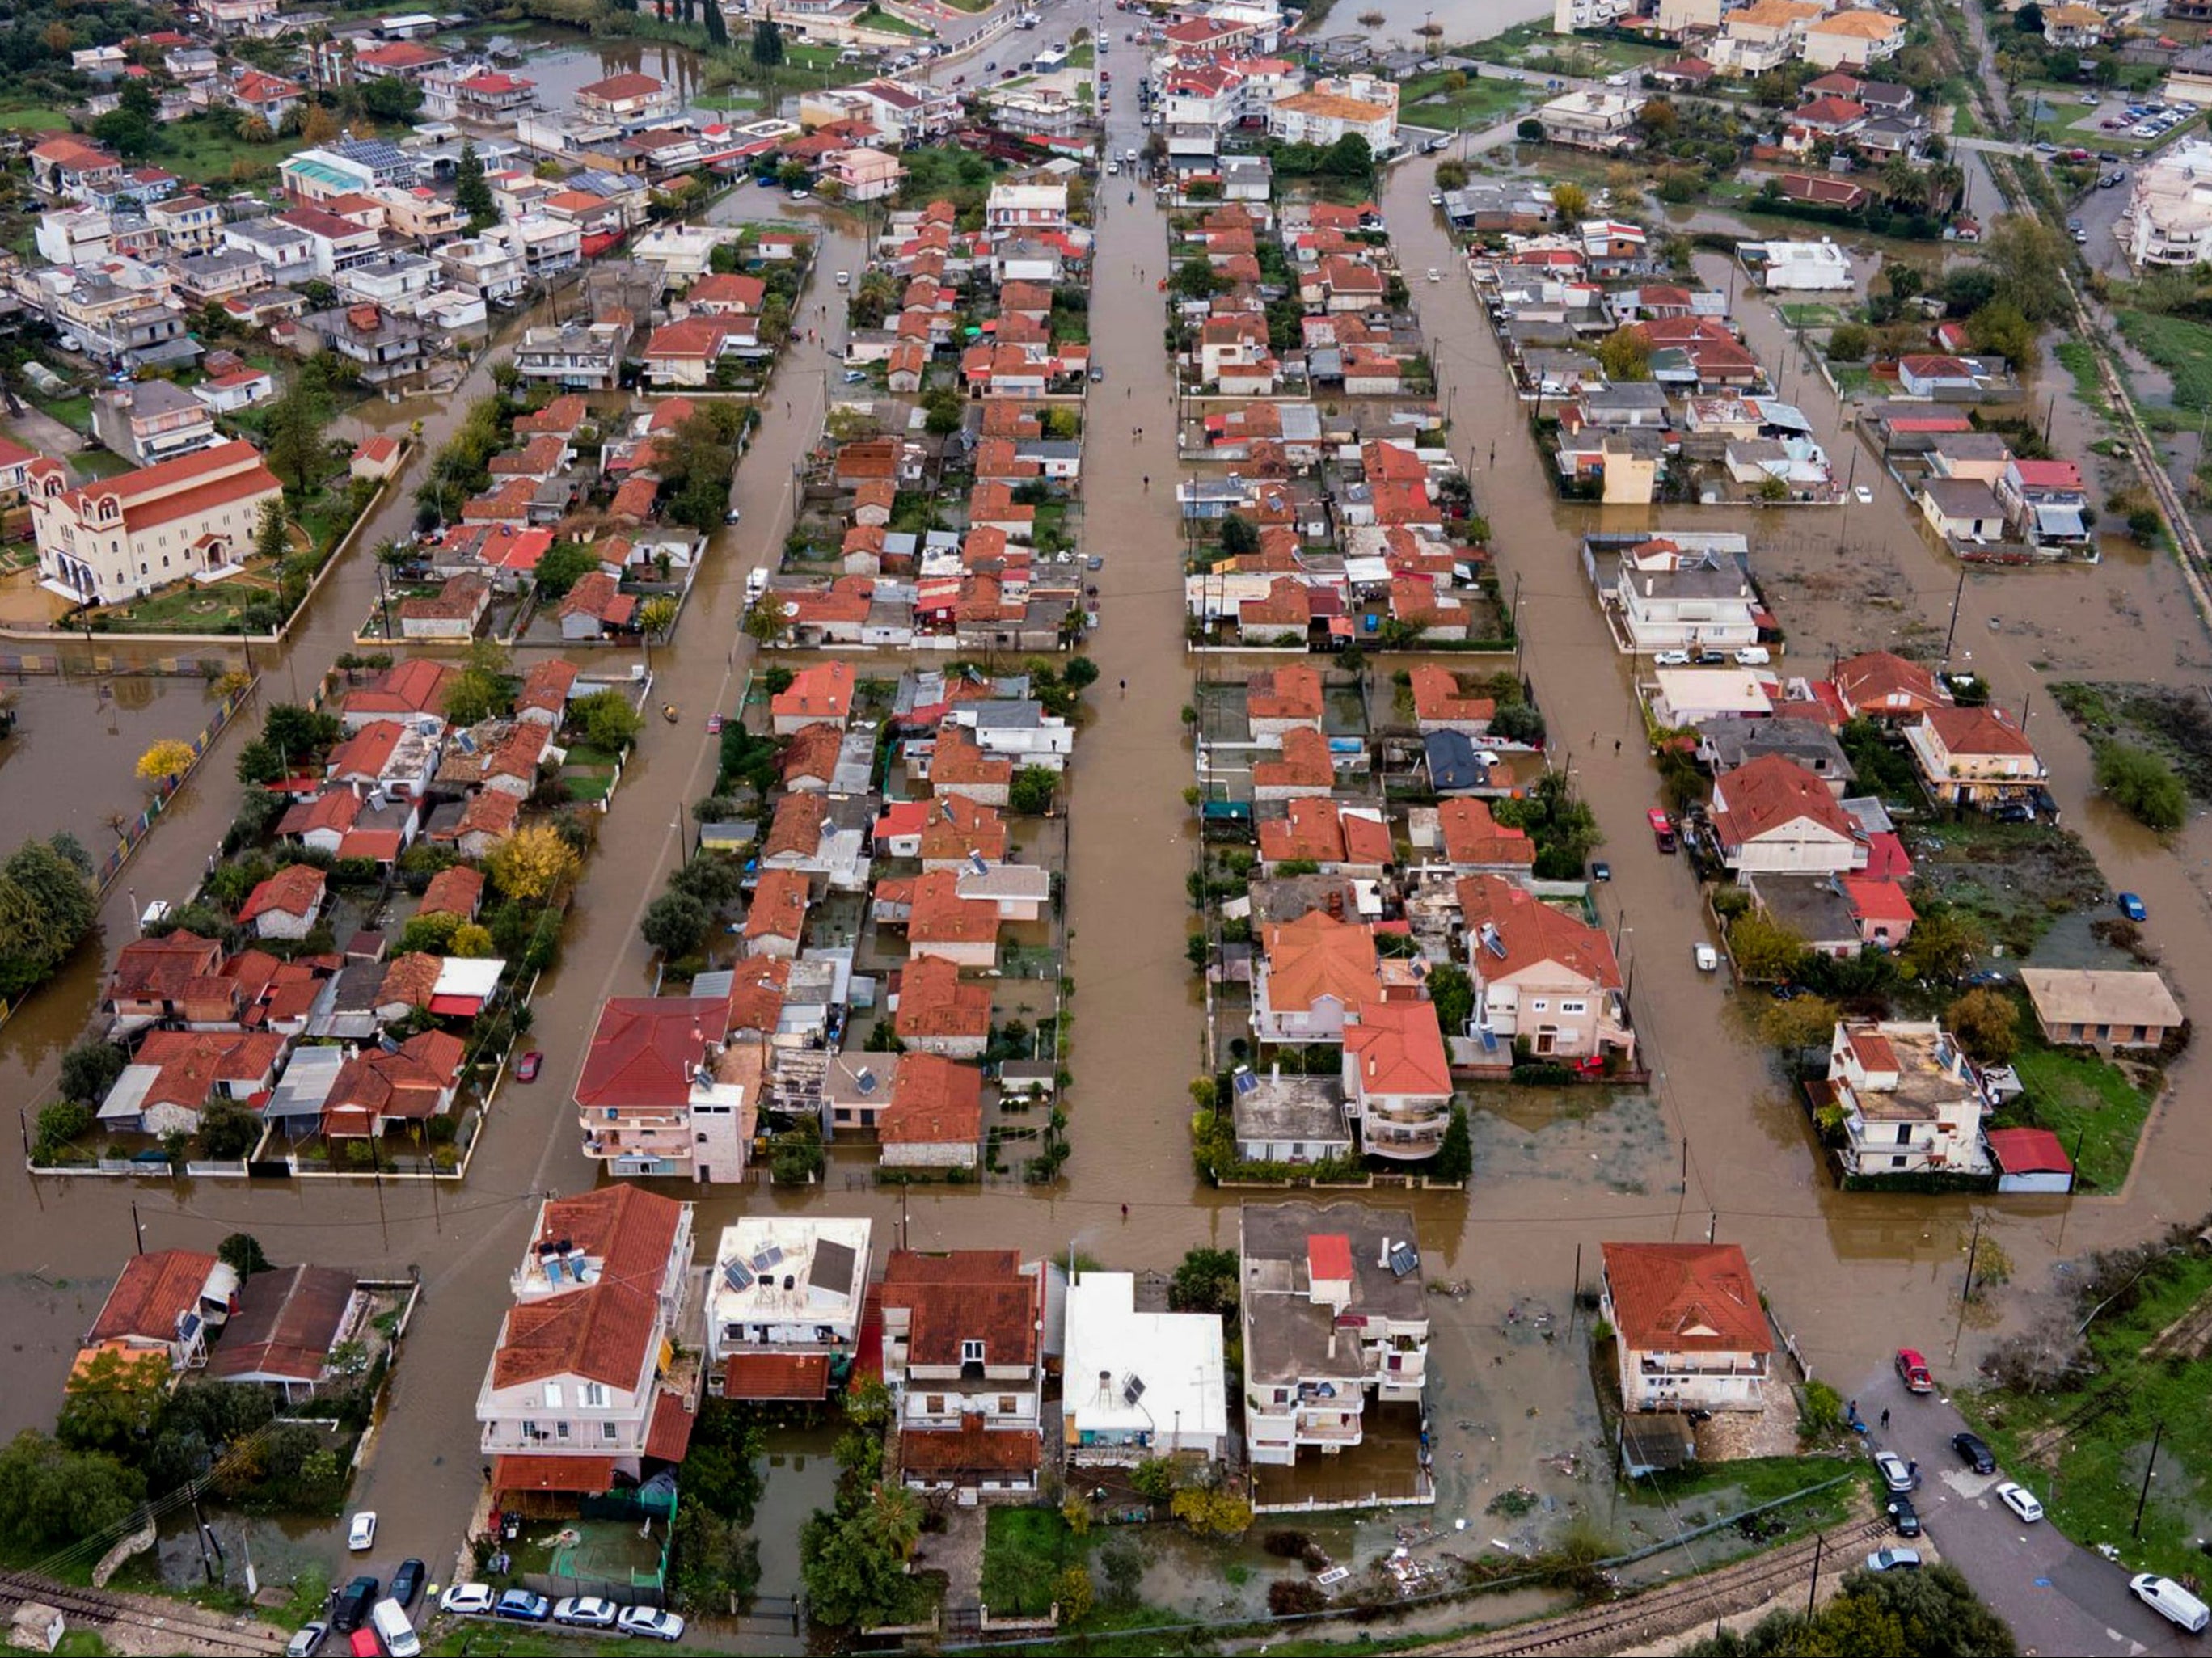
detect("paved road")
[1849,1359,2185,1656]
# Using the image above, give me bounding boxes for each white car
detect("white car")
[347,1512,377,1551]
[440,1584,495,1616]
[1867,1546,1923,1572]
[1733,646,1771,666]
[1694,943,1720,972]
[552,1597,619,1630]
[1995,1482,2044,1523]
[617,1607,688,1643]
[1425,268,1442,282]
[834,270,851,286]
[1876,1451,1915,1493]
[1428,190,1443,206]
[1653,649,1692,667]
[1853,484,1873,504]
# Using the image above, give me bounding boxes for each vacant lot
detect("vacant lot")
[2117,310,2212,412]
[1911,819,2106,957]
[2050,681,2212,800]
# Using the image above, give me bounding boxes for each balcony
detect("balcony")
[1294,1414,1363,1442]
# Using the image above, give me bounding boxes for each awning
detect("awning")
[644,1390,695,1462]
[722,1352,830,1400]
[492,1454,617,1495]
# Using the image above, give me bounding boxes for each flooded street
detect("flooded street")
[1,0,2210,1616]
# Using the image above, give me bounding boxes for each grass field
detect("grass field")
[159,114,295,184]
[1398,70,1529,132]
[2117,309,2212,411]
[0,102,70,133]
[981,1506,1074,1617]
[1629,1455,1864,1533]
[1964,1249,2212,1583]
[2002,1033,2161,1193]
[1777,302,1847,329]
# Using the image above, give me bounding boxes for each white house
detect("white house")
[1600,1242,1771,1414]
[1822,1019,1992,1177]
[29,441,283,606]
[1746,240,1854,291]
[708,1217,872,1402]
[1065,1271,1229,1466]
[1708,755,1866,874]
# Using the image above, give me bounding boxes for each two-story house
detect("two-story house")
[479,1186,699,1506]
[1611,544,1762,653]
[576,997,758,1182]
[1252,910,1382,1047]
[1239,1203,1431,1508]
[1064,1270,1229,1467]
[708,1217,872,1402]
[880,1250,1045,1502]
[1341,1000,1453,1161]
[1995,458,2092,549]
[1708,754,1867,873]
[1902,707,2046,811]
[1600,1242,1771,1414]
[1822,1019,1992,1177]
[1458,875,1634,1065]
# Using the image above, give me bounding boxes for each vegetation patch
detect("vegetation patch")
[2116,309,2212,412]
[1910,819,2106,957]
[2050,681,2212,802]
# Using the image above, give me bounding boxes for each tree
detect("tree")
[1882,262,1924,305]
[1947,987,2020,1064]
[1218,513,1260,558]
[800,1484,922,1629]
[1169,1247,1239,1319]
[1171,255,1222,301]
[1056,1567,1095,1625]
[1170,1485,1252,1536]
[1728,909,1806,982]
[1965,299,2037,373]
[1679,1562,2012,1657]
[450,922,495,957]
[634,594,678,641]
[361,76,424,121]
[1426,962,1473,1036]
[264,374,333,496]
[1431,1104,1472,1183]
[1637,98,1678,138]
[1009,766,1058,815]
[454,139,496,231]
[1981,216,2068,323]
[488,823,581,902]
[445,640,513,727]
[58,1350,166,1455]
[60,1040,128,1105]
[921,387,966,437]
[531,542,602,601]
[398,909,462,956]
[1596,325,1653,382]
[1436,159,1469,191]
[2015,0,2045,29]
[1551,182,1589,221]
[1492,702,1546,745]
[752,19,785,65]
[1826,323,1872,362]
[745,591,789,645]
[136,739,196,785]
[92,108,155,159]
[238,115,275,146]
[197,1099,260,1159]
[218,1233,272,1278]
[2096,742,2186,831]
[575,688,644,751]
[704,0,728,47]
[1758,994,1842,1061]
[642,891,711,957]
[1899,905,1984,983]
[667,1502,759,1611]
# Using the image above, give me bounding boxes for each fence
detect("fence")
[92,676,260,897]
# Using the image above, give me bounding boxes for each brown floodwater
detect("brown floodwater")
[7,24,2212,1609]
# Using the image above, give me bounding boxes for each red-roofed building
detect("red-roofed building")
[30,440,283,606]
[745,868,812,959]
[482,1186,697,1496]
[576,997,757,1180]
[1408,664,1496,736]
[880,1249,1043,1500]
[1841,875,1916,949]
[1342,1001,1451,1159]
[1458,875,1633,1065]
[1708,755,1866,874]
[323,1030,465,1139]
[1903,706,2045,809]
[1833,651,1952,722]
[559,569,636,639]
[1433,799,1534,875]
[1258,797,1392,875]
[239,864,327,940]
[901,869,1001,968]
[771,661,854,733]
[1988,1126,2074,1194]
[77,1250,236,1381]
[98,1028,286,1137]
[1600,1243,1771,1413]
[893,955,990,1058]
[878,1053,983,1170]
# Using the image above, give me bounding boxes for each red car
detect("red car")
[1646,808,1678,853]
[516,1051,543,1083]
[1894,1348,1934,1394]
[706,714,724,735]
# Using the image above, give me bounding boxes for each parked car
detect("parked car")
[1692,648,1726,666]
[553,1597,620,1630]
[1425,268,1441,282]
[347,1512,377,1552]
[286,1623,329,1658]
[1693,943,1719,972]
[1876,1451,1915,1492]
[1887,1496,1921,1537]
[388,1559,424,1608]
[439,1584,495,1616]
[494,1590,551,1623]
[1428,191,1443,206]
[834,270,851,285]
[1952,1431,1996,1474]
[1733,645,1771,666]
[1853,484,1873,504]
[1089,366,1106,383]
[706,713,724,735]
[514,1051,542,1083]
[2118,891,2147,922]
[1647,808,1677,853]
[618,1607,689,1642]
[1589,860,1611,883]
[2132,1574,2212,1632]
[1867,1547,1923,1572]
[1894,1348,1933,1393]
[1996,1481,2044,1523]
[330,1579,379,1634]
[1653,648,1691,666]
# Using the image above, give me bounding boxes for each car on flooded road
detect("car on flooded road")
[1646,808,1677,852]
[1589,860,1611,883]
[515,1051,542,1082]
[1895,1348,1934,1392]
[2118,891,2147,922]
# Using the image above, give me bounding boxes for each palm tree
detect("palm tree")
[1357,8,1385,26]
[1881,155,1927,211]
[1925,161,1966,215]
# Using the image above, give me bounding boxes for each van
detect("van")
[2131,1575,2210,1633]
[369,1600,420,1658]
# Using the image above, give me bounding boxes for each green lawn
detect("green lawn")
[27,390,91,433]
[1962,1249,2212,1583]
[0,103,70,133]
[1066,40,1095,69]
[2000,1035,2160,1193]
[2117,309,2212,411]
[1398,70,1530,133]
[1777,302,1846,329]
[2054,338,2109,416]
[1629,1454,1862,1516]
[158,113,295,185]
[853,6,924,33]
[981,1506,1077,1617]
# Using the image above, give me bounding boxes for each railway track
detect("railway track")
[1429,1517,1889,1657]
[0,1572,285,1656]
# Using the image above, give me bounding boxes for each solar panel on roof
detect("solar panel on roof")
[722,1261,754,1293]
[1121,1373,1146,1406]
[1387,1243,1420,1279]
[1232,1070,1260,1096]
[751,1244,784,1272]
[856,1068,878,1095]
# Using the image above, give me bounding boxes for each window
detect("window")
[998,1396,1017,1415]
[521,1420,539,1439]
[1560,1000,1587,1015]
[1890,1154,1908,1168]
[555,1421,570,1439]
[580,1382,609,1408]
[602,1421,618,1441]
[1530,999,1548,1013]
[544,1383,564,1409]
[961,1339,986,1364]
[1895,1124,1911,1145]
[926,1394,946,1415]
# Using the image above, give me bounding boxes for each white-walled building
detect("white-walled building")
[1065,1271,1229,1466]
[29,441,283,606]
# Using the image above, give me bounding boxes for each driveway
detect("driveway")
[1851,1360,2189,1655]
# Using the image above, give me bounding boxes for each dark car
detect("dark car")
[1992,801,2033,823]
[1952,1431,1996,1474]
[330,1578,379,1635]
[389,1559,425,1609]
[1887,1496,1922,1537]
[1693,648,1726,666]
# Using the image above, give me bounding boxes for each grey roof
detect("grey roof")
[1922,477,2002,517]
[1747,873,1859,944]
[1231,1071,1349,1144]
[119,378,205,417]
[1621,559,1750,601]
[809,1237,861,1302]
[262,1043,344,1121]
[1699,716,1854,782]
[1242,1202,1425,1386]
[1425,729,1487,791]
[1585,382,1670,411]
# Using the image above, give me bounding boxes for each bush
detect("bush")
[32,1100,94,1164]
[1269,1578,1326,1615]
[2095,741,2185,831]
[60,1040,128,1105]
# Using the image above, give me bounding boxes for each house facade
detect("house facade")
[1600,1242,1771,1414]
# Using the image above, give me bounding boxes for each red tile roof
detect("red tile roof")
[1458,875,1622,989]
[1260,909,1381,1013]
[1601,1242,1771,1356]
[419,864,485,918]
[492,1453,617,1495]
[1307,1233,1353,1282]
[576,998,725,1109]
[1345,999,1450,1098]
[880,1053,983,1147]
[746,868,811,943]
[723,1352,832,1399]
[1711,754,1860,846]
[895,955,990,1043]
[898,1422,1041,1474]
[880,1250,1037,1368]
[239,863,325,923]
[87,1250,222,1344]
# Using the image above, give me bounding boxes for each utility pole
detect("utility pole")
[1805,1532,1824,1618]
[1940,566,1967,668]
[131,1201,145,1255]
[2134,1418,2165,1538]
